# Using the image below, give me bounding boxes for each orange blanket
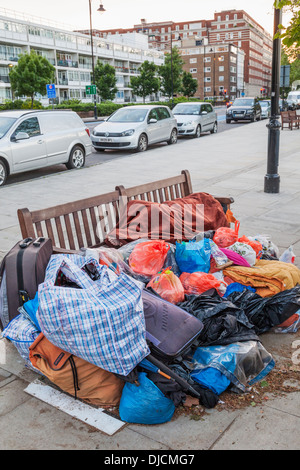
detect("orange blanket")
[224,259,300,297]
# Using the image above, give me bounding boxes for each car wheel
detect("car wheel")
[256,114,261,121]
[137,133,148,152]
[250,116,255,122]
[167,128,178,145]
[194,125,201,138]
[0,159,8,187]
[66,145,85,169]
[210,122,218,134]
[226,119,231,124]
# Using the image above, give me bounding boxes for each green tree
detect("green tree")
[181,71,198,98]
[94,60,118,101]
[275,0,300,58]
[9,51,55,108]
[159,47,184,99]
[130,60,160,103]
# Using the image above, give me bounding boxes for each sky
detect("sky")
[0,0,292,35]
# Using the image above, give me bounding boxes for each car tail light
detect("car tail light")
[85,127,90,137]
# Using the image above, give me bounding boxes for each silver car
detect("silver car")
[91,105,178,152]
[0,110,92,186]
[260,100,271,119]
[172,102,218,137]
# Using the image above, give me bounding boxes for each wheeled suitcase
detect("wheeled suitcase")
[142,289,204,361]
[0,237,53,330]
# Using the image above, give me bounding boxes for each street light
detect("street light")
[264,6,282,193]
[89,1,106,120]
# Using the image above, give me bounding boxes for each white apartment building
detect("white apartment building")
[0,10,165,105]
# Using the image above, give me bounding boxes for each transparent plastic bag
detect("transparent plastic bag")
[279,246,295,264]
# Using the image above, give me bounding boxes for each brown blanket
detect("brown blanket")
[106,192,229,247]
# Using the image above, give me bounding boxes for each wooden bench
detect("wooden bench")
[281,111,300,130]
[17,170,234,254]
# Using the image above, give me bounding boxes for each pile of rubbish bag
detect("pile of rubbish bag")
[1,217,300,426]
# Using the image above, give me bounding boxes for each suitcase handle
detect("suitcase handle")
[33,237,45,247]
[19,238,33,249]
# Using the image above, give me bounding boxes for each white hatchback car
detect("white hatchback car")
[91,105,178,152]
[0,110,92,186]
[172,102,218,137]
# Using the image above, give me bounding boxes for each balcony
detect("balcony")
[58,78,69,86]
[0,75,10,83]
[57,60,78,68]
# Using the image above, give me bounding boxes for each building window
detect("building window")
[190,58,197,63]
[204,87,211,92]
[204,66,211,72]
[226,15,229,21]
[217,34,220,41]
[190,68,197,73]
[204,57,211,62]
[219,66,224,72]
[219,76,224,82]
[204,77,211,82]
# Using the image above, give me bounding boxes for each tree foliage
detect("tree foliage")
[159,47,184,99]
[130,60,160,103]
[275,0,300,59]
[9,51,55,108]
[94,60,118,101]
[181,71,198,98]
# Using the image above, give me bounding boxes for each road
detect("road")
[3,107,253,186]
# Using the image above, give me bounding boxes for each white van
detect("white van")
[0,110,92,186]
[287,91,300,109]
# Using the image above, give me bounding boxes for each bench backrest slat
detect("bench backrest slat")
[17,170,234,254]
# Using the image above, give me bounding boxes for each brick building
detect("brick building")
[98,9,273,98]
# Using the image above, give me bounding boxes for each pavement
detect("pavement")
[0,119,300,451]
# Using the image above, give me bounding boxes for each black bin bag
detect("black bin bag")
[227,285,300,335]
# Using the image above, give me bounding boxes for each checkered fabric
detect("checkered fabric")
[37,255,149,376]
[2,310,40,370]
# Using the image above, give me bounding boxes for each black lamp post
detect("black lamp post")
[264,6,282,193]
[89,1,106,120]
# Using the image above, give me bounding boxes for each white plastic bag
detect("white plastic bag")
[228,242,257,267]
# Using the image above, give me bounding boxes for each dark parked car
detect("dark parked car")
[226,97,262,123]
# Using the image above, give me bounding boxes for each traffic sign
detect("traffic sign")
[86,85,97,95]
[280,65,290,88]
[46,84,56,99]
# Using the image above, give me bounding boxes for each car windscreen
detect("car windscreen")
[0,117,17,138]
[260,102,269,107]
[107,108,148,122]
[172,104,201,115]
[232,99,254,106]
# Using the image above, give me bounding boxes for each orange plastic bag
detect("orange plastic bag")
[238,235,263,259]
[180,272,227,296]
[213,221,240,248]
[129,240,170,278]
[147,268,185,304]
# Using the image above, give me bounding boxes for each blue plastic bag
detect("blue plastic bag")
[191,367,231,395]
[119,372,175,424]
[175,238,211,274]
